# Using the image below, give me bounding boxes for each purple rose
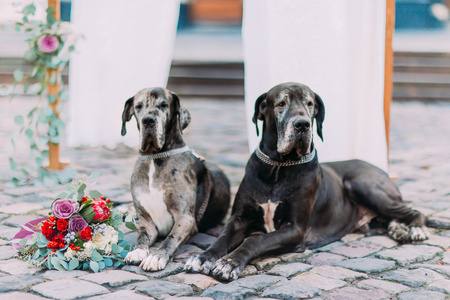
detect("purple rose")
[52,198,79,219]
[37,35,60,53]
[68,214,88,233]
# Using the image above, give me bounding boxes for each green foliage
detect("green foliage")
[9,3,78,186]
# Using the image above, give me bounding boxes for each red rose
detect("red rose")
[52,234,65,245]
[79,227,92,242]
[56,219,68,231]
[44,227,56,240]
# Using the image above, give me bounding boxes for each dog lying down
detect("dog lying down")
[121,87,230,271]
[185,82,430,281]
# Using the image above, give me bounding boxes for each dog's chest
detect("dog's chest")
[258,200,280,233]
[137,161,174,236]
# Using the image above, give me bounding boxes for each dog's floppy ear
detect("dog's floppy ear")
[170,92,188,133]
[121,96,134,136]
[252,92,268,136]
[314,92,325,141]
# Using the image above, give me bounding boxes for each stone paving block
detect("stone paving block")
[0,245,17,260]
[166,297,213,300]
[0,258,42,275]
[232,274,287,291]
[187,233,216,250]
[168,272,220,290]
[357,279,410,294]
[240,265,258,277]
[201,283,256,300]
[31,278,109,299]
[291,272,347,291]
[340,233,364,243]
[86,290,155,299]
[432,208,450,219]
[306,252,346,266]
[0,224,20,240]
[334,258,396,273]
[0,239,10,246]
[376,244,443,266]
[312,241,345,252]
[174,244,203,263]
[0,292,49,299]
[250,257,281,270]
[42,270,89,280]
[0,202,43,214]
[330,240,383,258]
[359,235,398,248]
[122,231,138,247]
[261,281,320,299]
[266,262,312,278]
[277,250,313,262]
[422,234,450,249]
[428,279,450,294]
[0,274,45,292]
[412,206,437,217]
[80,270,148,287]
[397,290,446,300]
[129,279,194,299]
[411,263,450,277]
[122,262,184,278]
[2,214,41,228]
[309,265,368,281]
[324,286,390,300]
[380,268,444,288]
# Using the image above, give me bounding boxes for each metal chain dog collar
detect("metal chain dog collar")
[255,147,316,167]
[138,145,190,161]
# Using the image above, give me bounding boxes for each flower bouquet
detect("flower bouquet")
[12,181,131,272]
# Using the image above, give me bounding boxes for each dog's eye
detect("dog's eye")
[135,104,143,110]
[160,102,169,109]
[307,101,314,107]
[277,102,286,108]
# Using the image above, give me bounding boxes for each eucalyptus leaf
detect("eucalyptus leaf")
[120,250,128,258]
[24,49,37,61]
[90,171,101,179]
[90,260,99,273]
[13,69,24,82]
[56,192,67,199]
[98,261,106,270]
[125,222,137,232]
[14,115,24,125]
[69,258,79,271]
[48,94,56,104]
[89,190,102,199]
[104,258,113,267]
[9,158,17,170]
[18,238,28,246]
[51,257,66,271]
[83,262,89,270]
[112,244,120,254]
[60,259,69,270]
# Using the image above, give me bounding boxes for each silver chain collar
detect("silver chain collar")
[255,147,316,167]
[138,145,190,161]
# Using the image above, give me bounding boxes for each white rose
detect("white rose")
[92,225,119,254]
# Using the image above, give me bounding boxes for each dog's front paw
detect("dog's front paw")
[211,257,243,281]
[185,253,216,275]
[409,226,430,241]
[124,248,149,264]
[139,250,170,271]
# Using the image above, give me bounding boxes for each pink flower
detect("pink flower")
[52,198,80,219]
[92,199,110,221]
[37,35,60,53]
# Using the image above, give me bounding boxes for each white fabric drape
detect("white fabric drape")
[243,0,388,171]
[67,0,180,148]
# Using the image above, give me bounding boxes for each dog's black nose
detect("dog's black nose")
[143,116,157,126]
[293,119,310,132]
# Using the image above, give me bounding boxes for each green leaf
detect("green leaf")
[82,262,89,270]
[91,250,103,262]
[18,238,28,246]
[104,258,113,267]
[14,115,24,125]
[111,244,120,254]
[22,4,36,16]
[13,69,24,82]
[9,158,17,170]
[120,250,128,258]
[89,190,102,199]
[60,259,69,270]
[89,171,101,179]
[48,94,56,104]
[24,49,37,62]
[114,261,121,267]
[59,89,69,101]
[25,128,33,138]
[125,222,137,232]
[51,257,66,271]
[49,71,57,85]
[89,260,99,273]
[69,258,79,271]
[56,192,68,199]
[36,157,44,167]
[98,261,106,270]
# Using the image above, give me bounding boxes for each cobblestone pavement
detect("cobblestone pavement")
[0,96,450,299]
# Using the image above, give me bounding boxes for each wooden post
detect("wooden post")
[384,0,395,159]
[47,0,67,171]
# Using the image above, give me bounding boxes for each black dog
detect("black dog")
[121,87,230,271]
[185,82,428,281]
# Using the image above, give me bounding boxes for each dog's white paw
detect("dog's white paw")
[185,255,214,275]
[211,258,242,281]
[124,248,149,264]
[409,226,430,241]
[139,250,169,271]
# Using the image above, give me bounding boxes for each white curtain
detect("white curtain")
[67,0,180,148]
[243,0,388,171]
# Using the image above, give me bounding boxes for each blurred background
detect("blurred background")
[1,0,449,102]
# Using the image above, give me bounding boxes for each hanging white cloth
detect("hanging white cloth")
[242,0,388,171]
[67,0,180,148]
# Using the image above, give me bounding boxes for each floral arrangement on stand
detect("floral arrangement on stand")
[12,180,133,272]
[9,3,79,185]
